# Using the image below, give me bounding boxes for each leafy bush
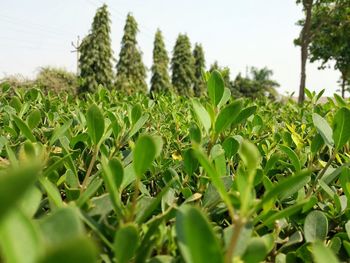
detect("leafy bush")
[0,68,77,96]
[0,71,350,262]
[35,67,77,95]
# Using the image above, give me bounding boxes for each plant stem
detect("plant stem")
[128,177,140,222]
[225,217,245,263]
[81,145,99,192]
[306,151,336,198]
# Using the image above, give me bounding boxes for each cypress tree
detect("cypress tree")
[150,29,171,94]
[192,43,206,97]
[171,34,195,96]
[78,4,114,94]
[116,13,147,93]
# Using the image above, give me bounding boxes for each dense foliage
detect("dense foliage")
[115,13,147,94]
[1,71,350,262]
[308,0,350,98]
[78,4,114,94]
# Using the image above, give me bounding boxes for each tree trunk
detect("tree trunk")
[298,0,314,104]
[341,73,346,99]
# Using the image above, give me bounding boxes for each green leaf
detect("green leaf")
[135,178,175,223]
[176,205,224,263]
[312,241,339,263]
[279,145,301,172]
[192,99,211,133]
[12,115,36,142]
[259,199,309,227]
[109,158,124,189]
[76,176,103,207]
[128,114,149,139]
[333,93,347,107]
[192,146,231,209]
[27,109,41,129]
[222,137,240,159]
[189,122,202,143]
[131,104,142,124]
[10,96,22,113]
[39,207,84,246]
[49,120,73,145]
[19,186,42,217]
[207,70,225,107]
[233,105,257,125]
[39,236,97,263]
[311,133,324,154]
[332,107,350,150]
[259,170,311,210]
[87,104,105,145]
[0,165,39,221]
[239,140,261,172]
[0,209,41,263]
[242,235,274,263]
[340,167,350,206]
[183,148,199,176]
[312,113,334,147]
[101,156,123,217]
[345,221,350,240]
[215,99,243,134]
[304,211,328,243]
[39,177,63,208]
[134,135,163,177]
[217,87,231,108]
[114,224,139,263]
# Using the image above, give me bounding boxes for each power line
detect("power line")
[0,12,76,36]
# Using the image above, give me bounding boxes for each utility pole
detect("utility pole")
[71,36,80,76]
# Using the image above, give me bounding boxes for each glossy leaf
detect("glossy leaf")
[87,104,105,145]
[332,107,350,150]
[312,113,334,147]
[114,224,139,263]
[215,99,243,134]
[12,115,36,142]
[207,70,225,107]
[134,135,163,177]
[176,205,223,263]
[192,99,211,133]
[304,211,328,243]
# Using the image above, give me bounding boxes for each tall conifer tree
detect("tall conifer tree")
[150,29,171,94]
[78,4,114,94]
[171,34,195,96]
[192,43,206,97]
[115,13,147,93]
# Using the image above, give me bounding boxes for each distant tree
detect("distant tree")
[78,4,114,94]
[308,0,350,98]
[116,13,147,93]
[150,29,171,94]
[232,67,279,99]
[232,73,257,98]
[250,67,279,99]
[171,34,195,96]
[192,43,206,97]
[295,0,316,103]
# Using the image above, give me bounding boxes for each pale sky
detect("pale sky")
[0,0,341,96]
